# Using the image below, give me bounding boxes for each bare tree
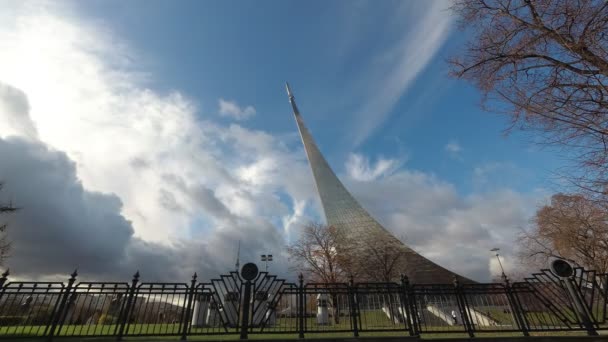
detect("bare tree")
[287,222,350,284]
[350,232,408,283]
[518,193,608,273]
[450,0,608,197]
[287,223,410,322]
[287,222,352,324]
[0,183,17,267]
[344,232,409,323]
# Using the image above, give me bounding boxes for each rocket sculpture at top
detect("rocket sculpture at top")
[286,83,472,283]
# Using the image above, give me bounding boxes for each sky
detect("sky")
[0,0,567,282]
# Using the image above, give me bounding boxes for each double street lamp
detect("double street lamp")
[260,254,273,272]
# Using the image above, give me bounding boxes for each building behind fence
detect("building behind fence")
[0,262,606,340]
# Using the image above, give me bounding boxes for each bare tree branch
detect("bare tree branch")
[450,0,608,199]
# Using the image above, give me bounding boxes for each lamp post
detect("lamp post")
[261,254,273,272]
[490,248,507,280]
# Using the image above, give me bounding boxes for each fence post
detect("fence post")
[240,279,253,339]
[564,277,598,336]
[181,273,197,341]
[400,275,416,336]
[298,273,305,339]
[410,279,421,336]
[47,269,77,341]
[0,269,8,287]
[503,277,529,336]
[348,275,359,337]
[453,276,474,338]
[117,271,140,341]
[0,269,8,302]
[0,269,8,317]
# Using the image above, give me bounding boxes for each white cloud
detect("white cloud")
[0,2,312,280]
[0,1,540,283]
[345,153,402,181]
[345,169,539,281]
[0,3,304,244]
[346,1,454,146]
[0,82,38,140]
[218,98,256,120]
[471,161,537,193]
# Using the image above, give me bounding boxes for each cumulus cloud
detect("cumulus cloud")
[0,3,312,281]
[218,98,256,120]
[0,3,313,245]
[0,138,133,277]
[472,161,534,193]
[0,1,538,284]
[0,82,38,140]
[0,135,294,282]
[344,168,539,281]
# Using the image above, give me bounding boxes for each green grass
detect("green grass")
[45,330,595,341]
[523,310,578,327]
[473,307,515,325]
[0,318,602,340]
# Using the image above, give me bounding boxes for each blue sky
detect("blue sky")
[0,0,567,281]
[78,0,562,194]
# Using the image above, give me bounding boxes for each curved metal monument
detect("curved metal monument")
[286,83,472,283]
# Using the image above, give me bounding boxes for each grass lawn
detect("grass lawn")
[42,331,594,341]
[0,309,602,341]
[0,324,599,340]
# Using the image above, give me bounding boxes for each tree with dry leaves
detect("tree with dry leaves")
[0,183,17,267]
[519,193,608,273]
[450,0,608,197]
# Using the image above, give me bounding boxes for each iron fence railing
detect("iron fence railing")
[0,266,606,340]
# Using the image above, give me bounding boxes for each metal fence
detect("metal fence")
[0,265,606,340]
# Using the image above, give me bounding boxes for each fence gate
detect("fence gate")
[194,263,287,338]
[511,267,607,334]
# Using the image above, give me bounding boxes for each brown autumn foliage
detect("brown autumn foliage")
[450,0,608,197]
[286,222,351,324]
[519,193,608,273]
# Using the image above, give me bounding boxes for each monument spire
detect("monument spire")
[285,82,293,98]
[286,83,473,283]
[286,82,300,116]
